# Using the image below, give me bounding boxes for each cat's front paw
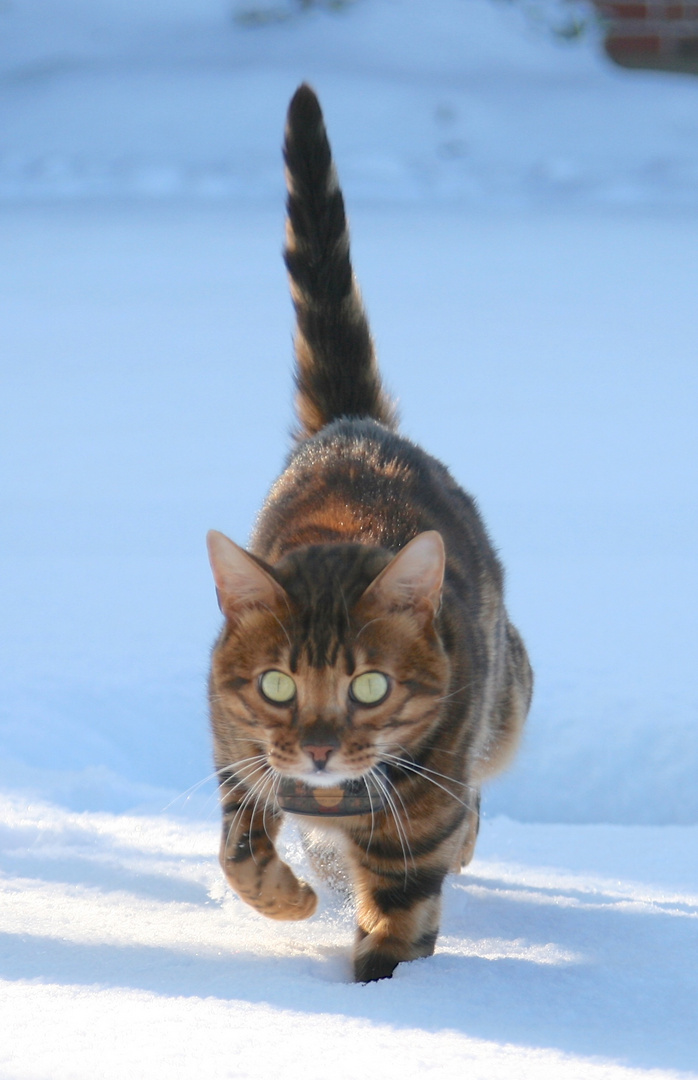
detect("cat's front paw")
[352,924,438,982]
[263,863,318,921]
[227,856,317,921]
[352,929,404,982]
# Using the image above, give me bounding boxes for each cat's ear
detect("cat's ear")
[206,530,288,621]
[360,531,445,618]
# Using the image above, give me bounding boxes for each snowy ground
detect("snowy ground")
[1,794,696,1079]
[1,0,697,1076]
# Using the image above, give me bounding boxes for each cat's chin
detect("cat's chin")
[282,769,369,788]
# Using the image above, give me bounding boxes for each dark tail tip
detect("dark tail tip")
[287,83,323,129]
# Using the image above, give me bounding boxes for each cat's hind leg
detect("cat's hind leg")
[450,789,481,872]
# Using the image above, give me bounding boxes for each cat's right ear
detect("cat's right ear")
[206,530,288,621]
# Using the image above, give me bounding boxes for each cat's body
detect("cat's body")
[207,85,532,982]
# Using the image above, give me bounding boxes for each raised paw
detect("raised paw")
[262,862,318,921]
[224,853,318,921]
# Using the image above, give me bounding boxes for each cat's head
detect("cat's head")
[207,530,449,786]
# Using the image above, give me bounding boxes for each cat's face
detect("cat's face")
[208,531,449,786]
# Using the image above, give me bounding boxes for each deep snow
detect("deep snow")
[1,0,697,1076]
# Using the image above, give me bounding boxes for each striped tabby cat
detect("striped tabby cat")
[207,84,532,982]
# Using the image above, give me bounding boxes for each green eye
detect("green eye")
[350,671,390,706]
[259,670,296,704]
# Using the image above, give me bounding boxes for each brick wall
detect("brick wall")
[593,1,698,72]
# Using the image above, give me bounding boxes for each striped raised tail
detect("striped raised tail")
[283,84,397,440]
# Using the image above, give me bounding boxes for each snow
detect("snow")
[1,794,696,1078]
[5,0,698,206]
[1,0,697,1075]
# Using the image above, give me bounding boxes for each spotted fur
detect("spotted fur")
[207,84,532,982]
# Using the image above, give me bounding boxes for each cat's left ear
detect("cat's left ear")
[360,531,445,618]
[206,530,289,621]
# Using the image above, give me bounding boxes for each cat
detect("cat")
[206,83,533,982]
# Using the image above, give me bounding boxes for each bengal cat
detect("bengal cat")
[207,84,532,982]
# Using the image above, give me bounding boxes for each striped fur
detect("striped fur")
[207,85,532,981]
[283,84,396,439]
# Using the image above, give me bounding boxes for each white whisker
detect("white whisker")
[249,776,272,865]
[362,773,377,854]
[354,615,390,642]
[381,753,474,811]
[370,767,414,883]
[224,764,272,857]
[161,769,222,813]
[434,681,473,704]
[258,601,292,649]
[393,745,474,790]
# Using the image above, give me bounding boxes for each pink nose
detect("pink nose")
[305,745,335,767]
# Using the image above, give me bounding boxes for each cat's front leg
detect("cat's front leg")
[219,797,317,921]
[349,855,449,982]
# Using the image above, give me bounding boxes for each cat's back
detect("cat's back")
[251,418,503,596]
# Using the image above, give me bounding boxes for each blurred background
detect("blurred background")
[1,0,697,824]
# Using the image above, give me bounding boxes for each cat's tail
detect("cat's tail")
[283,84,397,441]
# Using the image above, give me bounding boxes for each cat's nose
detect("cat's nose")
[304,744,336,771]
